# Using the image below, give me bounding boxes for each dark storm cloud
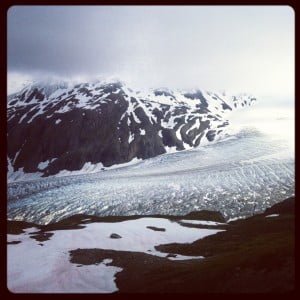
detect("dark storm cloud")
[8,5,294,97]
[8,6,120,75]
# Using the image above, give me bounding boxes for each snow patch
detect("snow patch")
[38,160,50,170]
[265,214,280,218]
[179,220,227,226]
[164,146,177,154]
[7,217,223,292]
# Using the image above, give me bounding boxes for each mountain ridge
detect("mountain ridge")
[7,79,256,180]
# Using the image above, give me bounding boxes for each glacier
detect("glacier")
[7,102,294,225]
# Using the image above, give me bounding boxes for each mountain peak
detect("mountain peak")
[7,78,256,180]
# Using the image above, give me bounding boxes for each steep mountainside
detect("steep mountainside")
[7,80,256,178]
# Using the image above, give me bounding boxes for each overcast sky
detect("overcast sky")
[7,5,294,100]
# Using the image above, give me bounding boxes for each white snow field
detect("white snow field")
[7,103,294,224]
[7,218,223,293]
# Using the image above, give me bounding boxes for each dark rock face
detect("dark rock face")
[264,197,294,215]
[183,210,226,223]
[7,80,256,178]
[7,241,21,245]
[110,233,122,239]
[29,232,54,242]
[146,226,166,232]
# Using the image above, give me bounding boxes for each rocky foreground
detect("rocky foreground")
[7,197,294,293]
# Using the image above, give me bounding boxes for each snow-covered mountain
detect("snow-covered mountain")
[7,79,256,179]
